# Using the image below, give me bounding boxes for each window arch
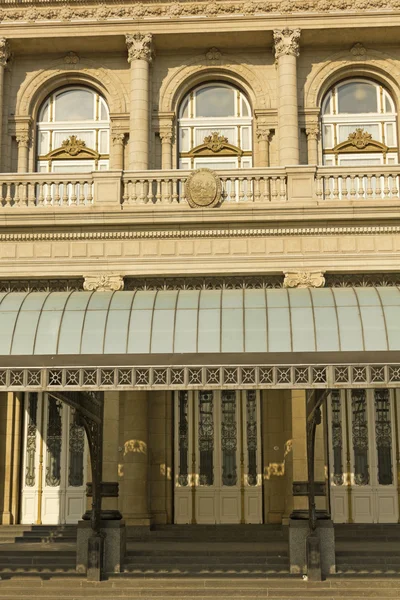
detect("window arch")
[178,83,253,170]
[321,79,398,166]
[37,87,110,173]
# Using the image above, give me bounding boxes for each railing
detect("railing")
[316,166,400,201]
[122,169,287,205]
[2,166,400,210]
[0,174,94,207]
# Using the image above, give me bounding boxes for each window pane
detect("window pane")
[198,391,214,486]
[53,130,95,150]
[384,93,394,113]
[39,101,50,122]
[194,127,236,147]
[178,391,189,487]
[322,125,333,149]
[241,126,251,150]
[45,397,63,487]
[337,123,380,143]
[38,132,49,155]
[385,123,396,146]
[337,82,378,113]
[196,86,235,118]
[351,389,370,486]
[221,391,237,487]
[331,391,344,486]
[99,130,109,154]
[374,389,393,485]
[241,97,249,117]
[246,390,258,486]
[54,89,95,121]
[68,408,85,487]
[179,128,190,152]
[25,393,38,487]
[100,100,108,121]
[180,96,189,118]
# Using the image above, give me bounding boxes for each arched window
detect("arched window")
[321,79,398,166]
[37,87,110,173]
[178,83,252,170]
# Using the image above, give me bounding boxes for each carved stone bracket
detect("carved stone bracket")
[283,271,325,289]
[126,33,154,63]
[0,38,10,68]
[273,28,301,59]
[83,274,125,292]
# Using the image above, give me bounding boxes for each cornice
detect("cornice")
[1,0,400,24]
[1,224,400,242]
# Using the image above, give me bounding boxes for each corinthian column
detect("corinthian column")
[273,28,301,166]
[126,33,154,170]
[0,39,10,172]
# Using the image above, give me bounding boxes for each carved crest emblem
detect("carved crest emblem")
[348,128,372,149]
[185,168,222,209]
[203,132,229,153]
[61,135,87,156]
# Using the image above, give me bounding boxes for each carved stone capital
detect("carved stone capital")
[0,38,10,68]
[273,28,301,59]
[83,274,124,292]
[159,128,173,143]
[256,127,271,142]
[283,271,325,289]
[306,126,320,141]
[111,132,125,146]
[126,33,154,64]
[16,133,30,148]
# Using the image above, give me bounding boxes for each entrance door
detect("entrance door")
[21,392,88,525]
[174,390,262,524]
[328,388,399,523]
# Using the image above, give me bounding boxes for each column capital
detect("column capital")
[125,33,154,64]
[111,131,125,146]
[16,133,30,148]
[0,38,10,68]
[83,274,124,292]
[159,128,173,143]
[273,28,301,59]
[283,271,325,289]
[305,126,320,141]
[256,126,272,142]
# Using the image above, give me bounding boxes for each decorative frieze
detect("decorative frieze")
[126,33,154,64]
[0,279,83,293]
[283,271,326,289]
[1,2,398,22]
[273,28,301,59]
[83,274,124,292]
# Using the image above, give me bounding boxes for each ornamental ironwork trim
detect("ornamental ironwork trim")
[1,364,400,391]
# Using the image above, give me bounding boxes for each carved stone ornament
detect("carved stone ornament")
[273,28,301,59]
[61,135,87,156]
[306,127,319,141]
[185,168,222,209]
[0,38,10,68]
[16,133,30,148]
[283,271,326,289]
[126,33,154,63]
[205,47,222,62]
[204,132,229,152]
[83,274,125,292]
[64,51,80,64]
[348,128,372,149]
[350,43,367,58]
[256,127,271,142]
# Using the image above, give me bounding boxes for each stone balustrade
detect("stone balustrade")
[1,166,400,210]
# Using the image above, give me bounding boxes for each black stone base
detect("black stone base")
[82,509,123,521]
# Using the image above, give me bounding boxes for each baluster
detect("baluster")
[147,178,154,204]
[4,182,11,206]
[254,177,261,203]
[167,179,173,204]
[87,181,94,204]
[375,174,382,198]
[332,175,339,200]
[78,180,85,205]
[155,179,162,204]
[122,180,129,205]
[382,175,390,198]
[261,177,270,202]
[70,182,77,206]
[181,177,188,204]
[342,176,350,200]
[172,178,179,204]
[27,182,35,207]
[38,182,44,206]
[138,179,146,204]
[0,181,5,205]
[315,175,323,200]
[271,177,278,201]
[61,181,69,206]
[366,174,373,198]
[131,180,138,204]
[229,177,236,203]
[22,182,28,206]
[391,173,399,197]
[358,175,365,199]
[13,183,21,207]
[53,181,61,206]
[349,175,356,199]
[279,177,287,201]
[238,177,245,202]
[220,177,227,203]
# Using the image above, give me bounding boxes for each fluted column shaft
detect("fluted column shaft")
[126,33,153,170]
[273,28,301,166]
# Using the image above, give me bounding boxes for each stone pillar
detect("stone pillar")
[102,391,120,515]
[149,391,173,524]
[16,133,30,173]
[306,125,320,165]
[126,33,154,170]
[0,39,10,172]
[0,392,22,525]
[273,28,301,166]
[256,126,271,167]
[121,390,150,525]
[110,132,125,170]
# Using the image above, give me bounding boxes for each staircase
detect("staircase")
[334,524,400,575]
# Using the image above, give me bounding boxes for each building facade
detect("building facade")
[0,0,400,558]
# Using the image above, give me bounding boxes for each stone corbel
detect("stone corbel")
[283,271,326,289]
[83,274,124,292]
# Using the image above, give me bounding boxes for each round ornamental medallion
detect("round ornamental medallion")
[185,168,222,209]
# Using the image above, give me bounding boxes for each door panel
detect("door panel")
[174,390,262,524]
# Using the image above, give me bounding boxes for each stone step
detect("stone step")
[125,556,288,564]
